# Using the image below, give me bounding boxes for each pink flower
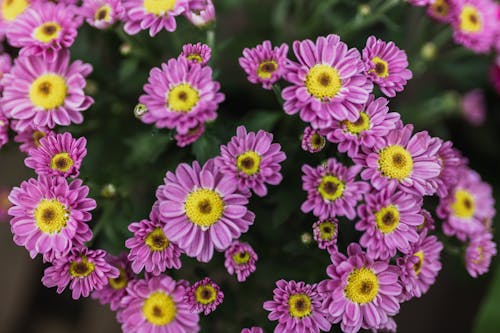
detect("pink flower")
[427,0,453,22]
[13,124,53,154]
[301,126,326,153]
[184,277,224,315]
[224,240,258,282]
[0,0,33,37]
[461,89,486,126]
[432,138,467,198]
[0,113,8,149]
[465,231,497,277]
[407,0,434,6]
[312,219,338,250]
[0,52,12,91]
[241,328,263,333]
[174,122,205,147]
[180,42,211,66]
[184,0,215,27]
[81,0,125,29]
[490,57,500,94]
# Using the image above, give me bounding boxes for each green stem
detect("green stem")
[206,29,216,51]
[272,84,284,107]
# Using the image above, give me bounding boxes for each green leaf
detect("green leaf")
[124,131,172,166]
[242,110,283,132]
[191,133,221,164]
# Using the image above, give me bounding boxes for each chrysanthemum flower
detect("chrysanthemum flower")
[320,95,400,158]
[461,89,486,126]
[360,124,441,196]
[0,114,8,149]
[157,159,255,262]
[417,209,436,233]
[185,277,224,315]
[119,275,200,333]
[372,317,397,333]
[24,132,87,178]
[122,0,188,36]
[224,240,258,282]
[397,232,443,301]
[174,122,205,147]
[92,253,135,311]
[301,158,369,220]
[362,36,412,98]
[81,0,125,29]
[263,280,331,333]
[184,0,215,27]
[0,52,12,91]
[239,40,289,90]
[320,244,402,333]
[301,126,326,153]
[0,0,33,36]
[42,247,119,299]
[429,138,467,198]
[215,126,286,197]
[241,328,263,333]
[180,42,211,66]
[427,0,453,22]
[13,124,53,153]
[1,51,93,131]
[438,168,494,241]
[8,175,95,259]
[282,34,372,128]
[140,56,224,134]
[6,2,82,62]
[0,187,11,221]
[465,231,497,278]
[312,219,338,250]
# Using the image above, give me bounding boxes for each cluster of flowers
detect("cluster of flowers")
[240,34,496,332]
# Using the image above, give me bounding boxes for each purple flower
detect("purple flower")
[215,126,286,197]
[0,114,8,149]
[241,328,263,333]
[312,219,338,250]
[180,42,211,66]
[433,139,467,198]
[13,125,53,154]
[42,247,119,299]
[407,0,433,6]
[417,209,436,233]
[263,280,331,333]
[0,0,33,38]
[282,34,373,128]
[371,317,397,332]
[24,132,87,178]
[157,159,255,262]
[1,51,93,131]
[81,0,125,29]
[140,56,224,134]
[0,187,11,222]
[239,40,289,90]
[461,89,486,126]
[427,0,453,22]
[465,231,497,277]
[0,52,12,91]
[184,0,215,27]
[174,122,205,147]
[184,277,224,315]
[224,240,258,282]
[301,158,369,220]
[119,275,200,333]
[362,36,412,98]
[301,126,326,153]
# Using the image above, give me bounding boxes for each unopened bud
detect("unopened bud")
[120,43,132,56]
[301,232,312,245]
[421,42,436,60]
[359,4,371,16]
[101,184,117,198]
[134,103,148,118]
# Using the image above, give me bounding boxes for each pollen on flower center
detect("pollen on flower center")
[378,145,413,180]
[452,189,475,219]
[305,64,342,100]
[288,293,312,318]
[95,4,111,21]
[186,53,203,63]
[34,199,68,234]
[167,83,199,113]
[319,220,336,240]
[310,133,325,149]
[50,152,74,172]
[232,251,250,264]
[375,205,400,234]
[70,256,96,278]
[413,251,425,275]
[460,5,482,33]
[236,151,261,175]
[33,22,62,44]
[431,0,450,16]
[344,268,379,304]
[318,175,345,201]
[143,0,176,15]
[109,267,128,290]
[145,228,170,251]
[370,56,389,78]
[143,291,177,326]
[33,131,46,147]
[184,188,224,228]
[195,284,217,305]
[29,74,68,110]
[343,112,371,135]
[257,60,278,79]
[1,0,28,22]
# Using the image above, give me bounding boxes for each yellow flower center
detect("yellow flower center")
[34,199,68,234]
[305,64,342,100]
[236,151,261,176]
[459,5,482,33]
[413,251,424,275]
[33,22,61,44]
[232,251,250,264]
[343,112,371,135]
[69,256,95,278]
[143,292,177,326]
[318,175,345,201]
[452,189,475,219]
[109,267,128,290]
[473,246,484,264]
[145,228,170,251]
[378,145,413,180]
[186,54,203,63]
[1,0,29,22]
[370,56,389,78]
[0,193,10,210]
[33,130,46,147]
[184,189,224,228]
[430,0,450,17]
[50,152,74,172]
[94,4,111,21]
[167,83,199,113]
[194,284,217,305]
[257,60,278,79]
[318,220,336,240]
[309,132,325,150]
[375,205,400,234]
[288,293,312,318]
[344,268,379,304]
[143,0,176,15]
[29,74,67,110]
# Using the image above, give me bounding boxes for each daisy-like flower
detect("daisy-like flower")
[320,244,402,333]
[360,124,441,196]
[13,124,52,153]
[301,126,326,153]
[320,95,400,158]
[312,219,338,250]
[239,40,289,90]
[282,34,373,128]
[81,0,125,29]
[157,159,255,262]
[362,36,412,98]
[24,132,87,178]
[465,231,497,278]
[1,51,94,131]
[397,232,443,301]
[241,328,263,333]
[450,0,497,53]
[431,138,467,198]
[0,0,33,36]
[461,89,486,126]
[185,277,224,315]
[119,275,200,333]
[301,158,369,220]
[224,240,258,282]
[6,2,82,62]
[215,126,286,197]
[438,168,495,241]
[174,122,205,147]
[0,53,12,91]
[180,42,211,66]
[184,0,215,28]
[0,114,8,149]
[140,56,224,134]
[417,209,436,233]
[356,188,423,260]
[123,0,188,36]
[92,253,135,311]
[263,280,331,333]
[8,175,95,259]
[42,247,119,299]
[0,187,11,221]
[427,0,453,22]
